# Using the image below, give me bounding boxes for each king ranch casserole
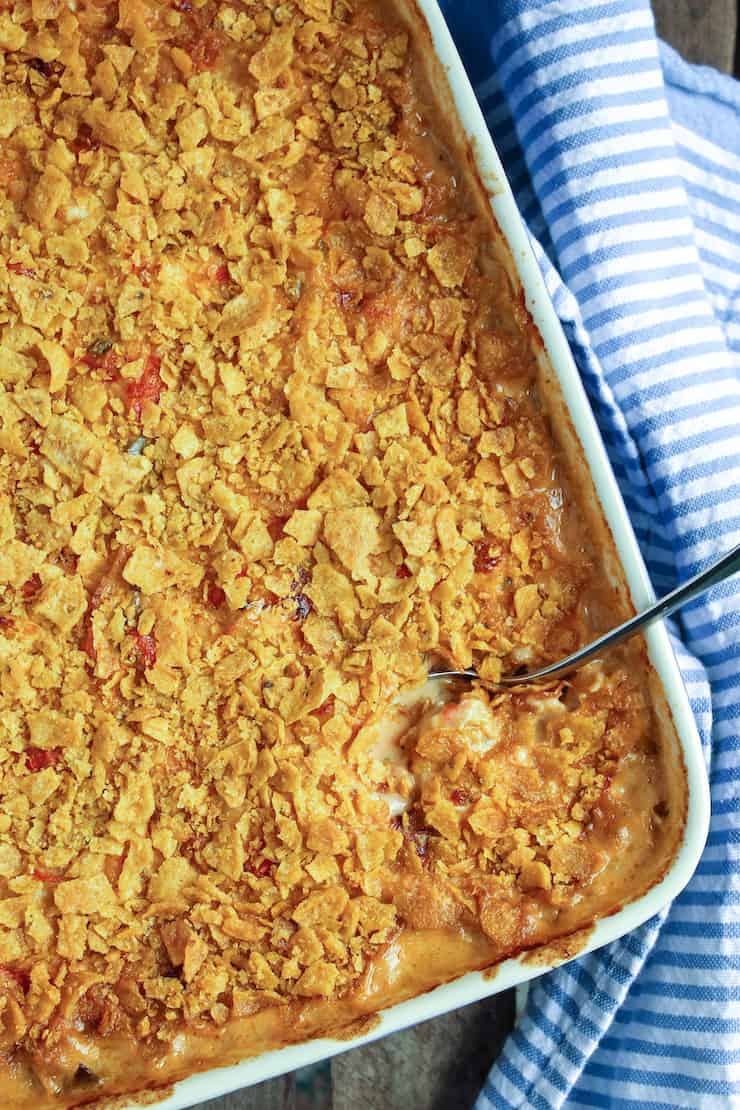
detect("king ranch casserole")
[0,0,685,1104]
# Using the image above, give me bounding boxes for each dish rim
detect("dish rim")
[118,2,711,1106]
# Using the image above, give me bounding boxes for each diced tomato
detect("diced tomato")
[187,30,226,71]
[236,566,248,579]
[126,354,165,419]
[207,583,226,609]
[8,262,37,278]
[21,573,41,600]
[80,620,96,665]
[267,515,288,543]
[131,262,157,286]
[450,788,471,806]
[129,629,157,669]
[201,261,231,289]
[0,617,14,630]
[242,841,275,878]
[103,854,124,885]
[395,564,412,579]
[313,696,335,723]
[32,867,64,883]
[26,747,63,772]
[251,859,275,878]
[473,540,499,574]
[362,293,393,323]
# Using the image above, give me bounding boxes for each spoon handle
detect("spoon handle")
[498,540,740,685]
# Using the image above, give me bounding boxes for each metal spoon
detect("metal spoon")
[429,541,740,689]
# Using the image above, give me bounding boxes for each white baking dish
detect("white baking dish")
[132,2,711,1105]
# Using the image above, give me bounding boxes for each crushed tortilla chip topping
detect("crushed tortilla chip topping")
[0,0,675,1102]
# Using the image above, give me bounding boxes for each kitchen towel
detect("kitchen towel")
[434,2,740,1108]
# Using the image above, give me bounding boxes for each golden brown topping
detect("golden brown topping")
[0,0,673,1102]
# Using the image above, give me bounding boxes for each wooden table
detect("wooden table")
[196,6,737,1109]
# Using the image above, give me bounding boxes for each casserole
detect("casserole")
[140,0,711,1102]
[0,0,710,1106]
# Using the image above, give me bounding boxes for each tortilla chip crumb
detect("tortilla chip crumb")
[0,0,668,1094]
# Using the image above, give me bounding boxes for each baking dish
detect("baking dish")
[109,0,710,1107]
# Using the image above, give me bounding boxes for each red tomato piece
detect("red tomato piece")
[129,630,157,669]
[450,788,471,806]
[32,867,64,884]
[250,859,274,878]
[8,262,36,278]
[187,31,225,72]
[21,573,41,599]
[473,541,499,574]
[80,620,96,664]
[131,261,157,286]
[267,515,288,543]
[362,293,393,323]
[126,355,164,419]
[313,696,335,723]
[207,584,226,609]
[26,747,63,772]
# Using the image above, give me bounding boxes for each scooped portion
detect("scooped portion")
[349,661,675,950]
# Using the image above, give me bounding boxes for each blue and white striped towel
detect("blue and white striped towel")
[434,2,740,1107]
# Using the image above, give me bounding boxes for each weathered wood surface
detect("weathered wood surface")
[330,993,515,1110]
[196,1074,296,1110]
[192,5,736,1109]
[652,0,737,75]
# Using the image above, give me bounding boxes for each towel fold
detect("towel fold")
[435,2,740,1107]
